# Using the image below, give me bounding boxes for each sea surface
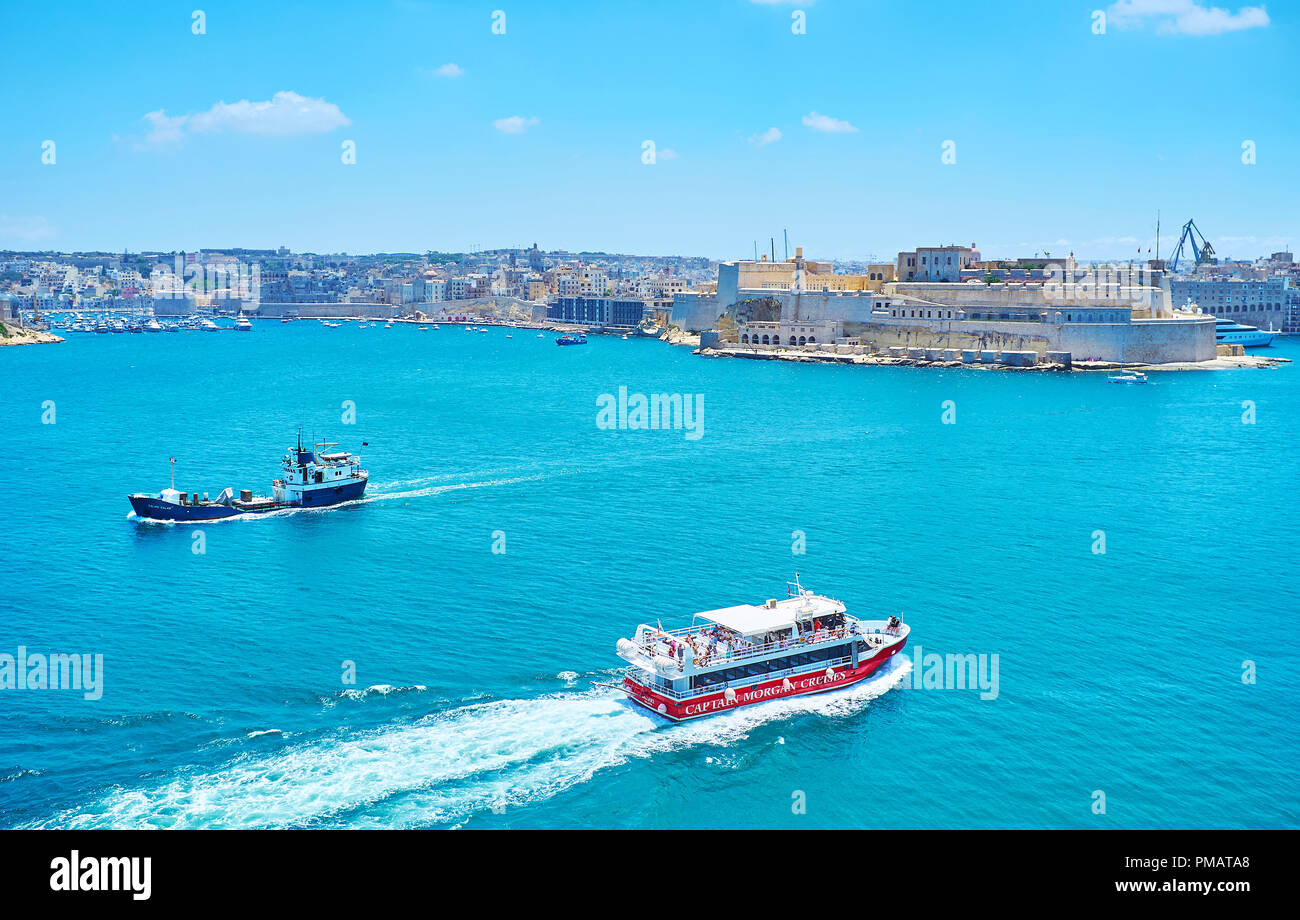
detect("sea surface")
[2,322,1297,829]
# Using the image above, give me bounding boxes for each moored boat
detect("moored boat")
[1214,318,1276,348]
[128,433,368,522]
[556,333,587,346]
[617,577,909,721]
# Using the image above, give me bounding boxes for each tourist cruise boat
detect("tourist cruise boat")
[556,332,587,346]
[1215,318,1277,347]
[128,433,368,521]
[617,577,909,721]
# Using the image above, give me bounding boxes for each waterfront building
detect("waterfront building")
[1169,277,1297,333]
[547,295,649,328]
[737,319,842,346]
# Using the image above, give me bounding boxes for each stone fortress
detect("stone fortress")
[672,245,1216,365]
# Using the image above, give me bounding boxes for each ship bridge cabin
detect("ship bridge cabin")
[277,447,364,487]
[617,591,903,699]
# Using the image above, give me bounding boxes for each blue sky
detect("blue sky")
[1,0,1295,261]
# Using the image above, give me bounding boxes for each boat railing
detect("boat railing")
[625,654,855,700]
[630,620,903,669]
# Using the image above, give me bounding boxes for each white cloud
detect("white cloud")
[1106,0,1270,35]
[432,63,463,78]
[749,127,783,146]
[138,91,350,147]
[142,110,188,147]
[802,111,857,133]
[0,214,55,244]
[658,148,679,160]
[493,115,539,134]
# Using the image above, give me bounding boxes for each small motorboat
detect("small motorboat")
[1108,371,1148,384]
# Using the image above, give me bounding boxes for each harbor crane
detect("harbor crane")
[1167,218,1216,272]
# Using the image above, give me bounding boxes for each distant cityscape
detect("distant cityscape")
[4,237,1297,365]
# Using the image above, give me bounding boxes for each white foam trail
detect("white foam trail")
[36,658,910,829]
[366,471,564,503]
[371,464,554,491]
[324,684,429,708]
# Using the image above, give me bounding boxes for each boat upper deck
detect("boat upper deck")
[617,589,907,678]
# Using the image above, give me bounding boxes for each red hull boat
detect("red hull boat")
[617,577,909,722]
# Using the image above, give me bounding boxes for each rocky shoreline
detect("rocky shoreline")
[0,323,64,347]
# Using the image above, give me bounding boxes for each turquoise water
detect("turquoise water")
[2,324,1297,829]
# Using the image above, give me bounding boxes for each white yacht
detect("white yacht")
[1215,318,1277,347]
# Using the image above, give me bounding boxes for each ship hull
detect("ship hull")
[128,495,242,521]
[624,634,907,722]
[129,477,367,522]
[1216,331,1276,347]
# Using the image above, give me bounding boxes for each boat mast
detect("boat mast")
[169,456,175,492]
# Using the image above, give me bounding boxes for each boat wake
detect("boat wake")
[363,469,570,504]
[33,658,911,829]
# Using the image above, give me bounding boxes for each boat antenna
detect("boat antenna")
[169,456,175,492]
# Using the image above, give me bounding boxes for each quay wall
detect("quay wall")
[839,315,1214,363]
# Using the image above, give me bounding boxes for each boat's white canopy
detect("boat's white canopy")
[694,595,845,637]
